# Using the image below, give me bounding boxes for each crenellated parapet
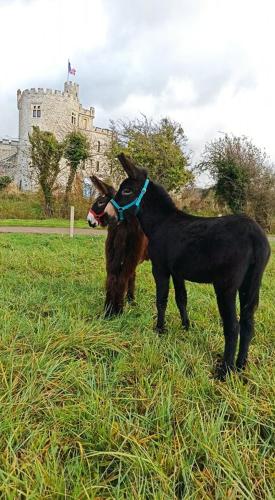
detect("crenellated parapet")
[94,127,113,135]
[0,138,19,146]
[17,82,80,109]
[79,107,94,118]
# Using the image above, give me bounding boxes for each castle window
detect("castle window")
[96,161,100,171]
[32,105,41,118]
[71,112,76,125]
[83,118,87,129]
[97,141,101,152]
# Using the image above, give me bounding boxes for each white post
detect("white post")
[70,206,74,238]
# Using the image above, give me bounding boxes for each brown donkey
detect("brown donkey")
[87,176,148,316]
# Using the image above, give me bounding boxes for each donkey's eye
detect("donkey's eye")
[97,201,106,207]
[122,188,132,196]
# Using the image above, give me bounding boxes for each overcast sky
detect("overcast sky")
[1,0,275,167]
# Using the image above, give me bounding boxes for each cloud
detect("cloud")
[68,0,267,117]
[1,0,275,168]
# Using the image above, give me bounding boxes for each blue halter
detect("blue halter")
[110,178,150,221]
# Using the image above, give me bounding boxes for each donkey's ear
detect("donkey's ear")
[117,153,147,179]
[90,176,116,197]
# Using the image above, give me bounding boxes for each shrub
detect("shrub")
[0,176,12,191]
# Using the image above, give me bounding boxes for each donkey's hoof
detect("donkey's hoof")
[154,325,167,335]
[236,359,247,372]
[214,363,235,382]
[104,307,123,319]
[214,367,227,382]
[182,320,190,331]
[127,298,137,306]
[104,311,114,319]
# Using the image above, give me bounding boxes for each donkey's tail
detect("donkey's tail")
[240,232,271,313]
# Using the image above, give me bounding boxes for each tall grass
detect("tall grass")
[0,234,274,498]
[0,192,43,219]
[0,191,91,220]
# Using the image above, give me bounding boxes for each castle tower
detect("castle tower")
[16,81,104,189]
[17,82,95,142]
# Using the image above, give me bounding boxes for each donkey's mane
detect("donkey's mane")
[150,181,177,213]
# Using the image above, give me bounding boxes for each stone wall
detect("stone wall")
[0,139,19,180]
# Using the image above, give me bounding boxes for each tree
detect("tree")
[63,131,90,206]
[107,115,193,192]
[199,134,275,229]
[29,126,64,217]
[0,176,12,191]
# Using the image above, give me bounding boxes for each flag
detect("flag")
[68,61,76,75]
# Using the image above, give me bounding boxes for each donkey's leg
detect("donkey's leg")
[104,276,117,317]
[214,287,239,380]
[172,275,189,330]
[152,267,170,333]
[236,269,260,371]
[127,272,136,303]
[236,311,255,372]
[105,273,127,317]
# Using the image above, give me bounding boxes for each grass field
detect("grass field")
[0,234,274,498]
[0,219,90,229]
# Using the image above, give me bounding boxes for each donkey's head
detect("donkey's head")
[104,153,149,222]
[87,176,116,227]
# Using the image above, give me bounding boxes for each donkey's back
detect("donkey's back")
[153,212,270,285]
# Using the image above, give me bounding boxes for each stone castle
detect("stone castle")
[0,81,112,191]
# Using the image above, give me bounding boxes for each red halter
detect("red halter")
[88,208,105,224]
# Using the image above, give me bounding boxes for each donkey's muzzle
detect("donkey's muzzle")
[88,220,97,228]
[87,212,99,228]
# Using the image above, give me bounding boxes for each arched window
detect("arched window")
[71,112,76,125]
[97,141,101,152]
[96,161,100,171]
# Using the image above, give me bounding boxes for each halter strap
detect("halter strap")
[88,208,105,222]
[110,178,149,221]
